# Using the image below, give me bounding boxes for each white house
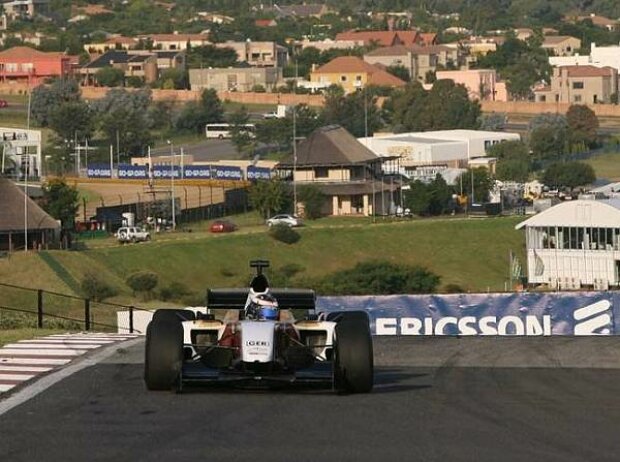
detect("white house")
[516,199,620,290]
[0,127,42,178]
[549,43,620,72]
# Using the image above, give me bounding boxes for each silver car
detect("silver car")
[266,214,302,227]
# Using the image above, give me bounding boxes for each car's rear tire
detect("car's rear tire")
[326,310,369,324]
[333,319,374,393]
[144,319,184,391]
[152,309,196,323]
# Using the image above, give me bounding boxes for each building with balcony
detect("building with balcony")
[310,56,406,94]
[516,199,620,290]
[79,50,159,85]
[0,0,49,19]
[215,41,288,68]
[277,125,400,216]
[0,46,73,85]
[534,65,618,104]
[189,66,281,92]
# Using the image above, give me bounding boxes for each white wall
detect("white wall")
[526,249,617,286]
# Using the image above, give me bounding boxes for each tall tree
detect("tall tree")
[30,79,81,127]
[542,161,596,189]
[320,86,383,137]
[42,178,79,229]
[456,168,494,203]
[566,104,599,149]
[175,89,224,133]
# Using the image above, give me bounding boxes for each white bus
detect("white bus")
[205,123,255,139]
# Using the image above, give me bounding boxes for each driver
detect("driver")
[245,292,279,321]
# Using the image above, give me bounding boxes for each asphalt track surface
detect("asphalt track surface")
[1,337,620,462]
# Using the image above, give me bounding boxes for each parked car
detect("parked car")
[209,219,237,233]
[116,226,150,243]
[266,214,302,227]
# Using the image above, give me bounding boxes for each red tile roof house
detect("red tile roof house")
[335,30,436,47]
[0,46,74,85]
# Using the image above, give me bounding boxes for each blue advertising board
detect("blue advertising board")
[87,163,112,179]
[317,292,619,336]
[213,165,243,180]
[246,166,271,180]
[118,164,148,179]
[152,165,182,179]
[183,165,212,179]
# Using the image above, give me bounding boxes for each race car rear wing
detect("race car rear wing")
[207,288,316,310]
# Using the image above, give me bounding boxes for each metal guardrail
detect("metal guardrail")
[0,282,152,334]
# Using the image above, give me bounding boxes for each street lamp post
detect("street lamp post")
[167,140,176,230]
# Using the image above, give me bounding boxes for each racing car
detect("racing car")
[144,260,373,393]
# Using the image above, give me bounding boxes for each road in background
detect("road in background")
[1,337,619,461]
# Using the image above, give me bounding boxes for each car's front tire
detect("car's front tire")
[333,319,374,394]
[144,318,184,391]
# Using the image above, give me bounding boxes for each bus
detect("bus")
[205,123,256,139]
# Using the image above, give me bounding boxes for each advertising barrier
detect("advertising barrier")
[213,165,243,180]
[118,164,148,179]
[183,165,212,179]
[87,163,112,178]
[317,292,619,336]
[247,166,272,180]
[153,165,181,179]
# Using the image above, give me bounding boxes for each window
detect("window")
[484,140,491,149]
[356,75,362,81]
[574,95,582,102]
[593,94,598,103]
[340,75,347,82]
[572,81,584,89]
[315,167,328,178]
[539,95,546,102]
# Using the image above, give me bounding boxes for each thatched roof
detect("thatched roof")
[278,125,379,167]
[0,178,60,232]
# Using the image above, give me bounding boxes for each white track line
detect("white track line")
[0,385,13,392]
[4,344,102,350]
[17,340,114,345]
[0,366,53,373]
[0,349,86,356]
[0,358,71,365]
[0,374,35,381]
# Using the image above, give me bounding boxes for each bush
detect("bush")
[126,271,159,299]
[316,261,440,295]
[81,272,117,301]
[269,224,300,244]
[159,281,191,302]
[298,185,325,219]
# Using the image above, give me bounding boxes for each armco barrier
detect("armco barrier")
[317,292,619,336]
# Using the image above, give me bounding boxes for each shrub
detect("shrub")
[159,281,191,302]
[81,272,117,301]
[298,185,325,219]
[316,261,440,295]
[126,271,159,299]
[269,224,300,244]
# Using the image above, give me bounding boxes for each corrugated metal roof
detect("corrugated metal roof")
[515,199,620,230]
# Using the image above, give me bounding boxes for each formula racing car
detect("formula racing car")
[144,260,373,393]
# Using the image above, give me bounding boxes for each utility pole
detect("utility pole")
[292,59,298,216]
[167,140,176,230]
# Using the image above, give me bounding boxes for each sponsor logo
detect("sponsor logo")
[375,315,552,336]
[245,340,270,347]
[573,300,613,335]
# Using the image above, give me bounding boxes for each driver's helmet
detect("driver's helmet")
[246,293,279,321]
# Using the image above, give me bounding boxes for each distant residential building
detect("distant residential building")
[189,67,282,92]
[129,50,185,72]
[534,65,618,104]
[549,43,620,73]
[79,50,159,85]
[542,36,581,56]
[458,37,498,62]
[215,41,288,67]
[0,14,7,31]
[296,39,364,52]
[514,28,534,41]
[255,18,277,27]
[196,12,234,24]
[358,130,520,174]
[310,56,406,94]
[364,44,459,83]
[335,30,436,47]
[272,3,331,18]
[277,125,399,216]
[435,69,508,102]
[139,33,210,51]
[0,31,48,47]
[0,46,73,85]
[0,0,49,19]
[84,36,139,54]
[576,14,620,32]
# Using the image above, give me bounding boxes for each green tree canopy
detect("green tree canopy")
[320,86,384,137]
[456,168,494,204]
[542,161,596,190]
[30,79,81,127]
[48,100,94,142]
[42,178,79,229]
[175,89,224,133]
[95,67,125,87]
[186,45,239,68]
[249,180,292,218]
[298,184,325,219]
[404,174,453,216]
[566,104,599,149]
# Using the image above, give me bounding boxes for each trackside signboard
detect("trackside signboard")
[317,292,618,336]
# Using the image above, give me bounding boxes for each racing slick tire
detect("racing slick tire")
[144,319,184,391]
[333,319,374,394]
[152,309,196,323]
[326,310,369,324]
